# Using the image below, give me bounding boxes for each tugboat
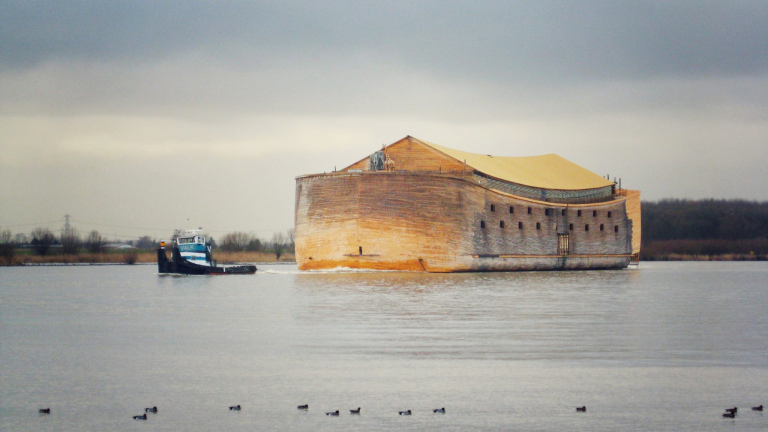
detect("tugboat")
[157,229,256,275]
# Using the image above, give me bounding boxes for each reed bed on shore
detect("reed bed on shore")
[4,250,294,266]
[642,252,767,261]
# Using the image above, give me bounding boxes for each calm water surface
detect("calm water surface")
[1,262,766,431]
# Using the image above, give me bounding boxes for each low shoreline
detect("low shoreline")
[1,250,296,266]
[642,253,767,261]
[17,261,298,267]
[4,253,765,266]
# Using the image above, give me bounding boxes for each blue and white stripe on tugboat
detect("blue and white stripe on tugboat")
[176,231,213,266]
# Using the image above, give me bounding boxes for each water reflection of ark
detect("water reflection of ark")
[292,268,639,360]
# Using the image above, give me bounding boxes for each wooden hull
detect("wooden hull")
[295,172,634,272]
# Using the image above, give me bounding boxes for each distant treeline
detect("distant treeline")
[0,227,295,266]
[641,199,768,260]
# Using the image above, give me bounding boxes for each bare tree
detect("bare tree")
[85,230,106,253]
[135,235,155,249]
[270,232,287,261]
[0,230,15,265]
[246,237,262,252]
[14,233,28,245]
[31,227,56,256]
[287,228,295,252]
[221,232,253,251]
[60,227,82,254]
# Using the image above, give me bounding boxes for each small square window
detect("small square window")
[569,223,573,231]
[509,206,514,214]
[614,225,619,232]
[585,224,590,231]
[561,209,566,216]
[577,210,582,217]
[518,222,523,229]
[600,224,604,231]
[490,204,495,212]
[500,220,505,228]
[593,210,597,217]
[536,222,541,230]
[527,207,532,214]
[607,211,612,218]
[481,221,486,229]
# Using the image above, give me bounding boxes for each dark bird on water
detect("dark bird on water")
[297,404,308,410]
[229,405,241,411]
[723,412,736,418]
[752,405,763,411]
[145,406,158,413]
[350,407,361,414]
[326,410,339,416]
[399,410,412,415]
[725,407,737,414]
[133,413,147,420]
[576,406,587,412]
[433,407,445,414]
[39,408,51,414]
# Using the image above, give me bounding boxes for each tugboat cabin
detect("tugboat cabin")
[176,231,212,266]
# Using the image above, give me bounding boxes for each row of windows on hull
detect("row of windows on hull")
[480,220,620,232]
[490,204,611,218]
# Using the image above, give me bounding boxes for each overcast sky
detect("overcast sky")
[2,0,767,241]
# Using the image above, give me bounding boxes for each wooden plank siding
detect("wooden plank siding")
[295,137,638,272]
[295,172,633,272]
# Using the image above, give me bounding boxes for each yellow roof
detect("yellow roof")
[421,140,613,191]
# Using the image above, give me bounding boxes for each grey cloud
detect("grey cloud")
[3,1,767,81]
[3,1,767,120]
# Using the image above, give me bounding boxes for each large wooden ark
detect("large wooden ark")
[295,136,641,272]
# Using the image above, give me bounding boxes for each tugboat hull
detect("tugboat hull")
[157,247,256,275]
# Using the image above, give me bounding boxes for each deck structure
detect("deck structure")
[295,136,641,272]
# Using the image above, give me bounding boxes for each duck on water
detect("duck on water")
[157,229,256,275]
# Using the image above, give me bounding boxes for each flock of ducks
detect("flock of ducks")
[132,406,158,420]
[299,406,441,416]
[35,403,764,421]
[723,405,763,419]
[301,405,442,416]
